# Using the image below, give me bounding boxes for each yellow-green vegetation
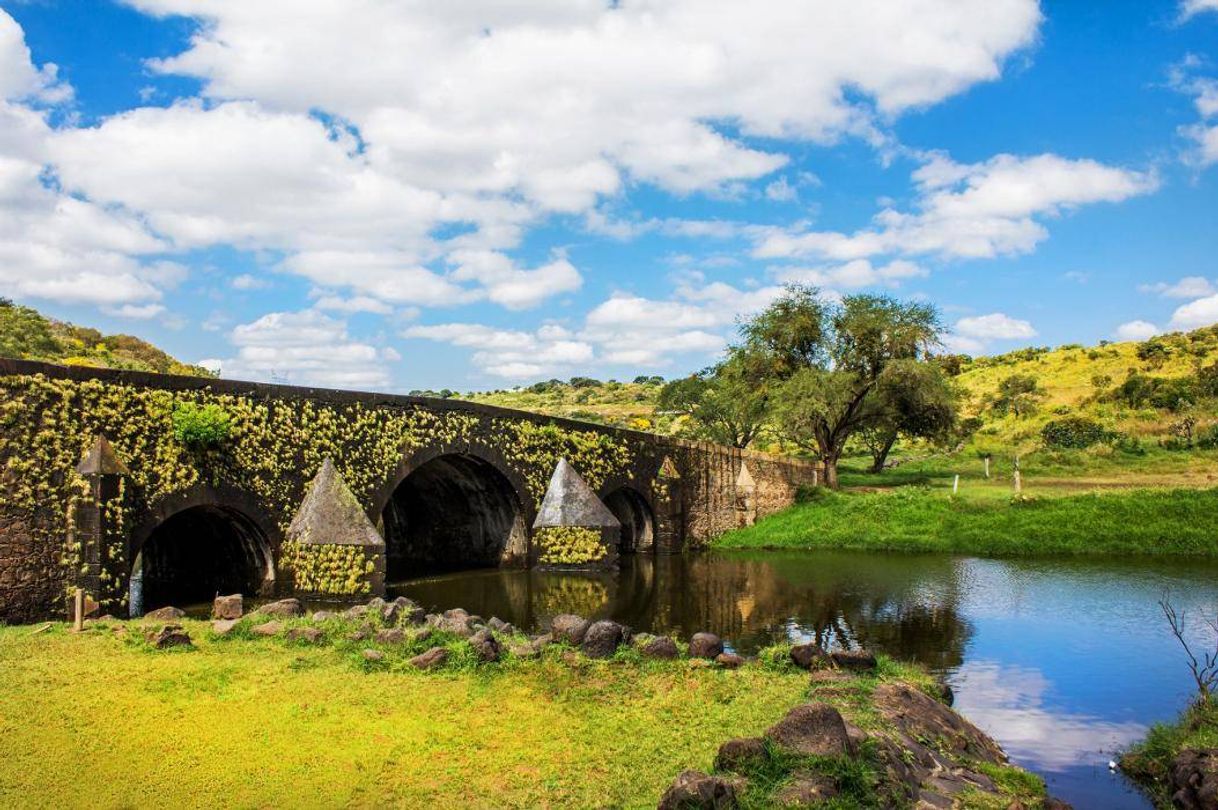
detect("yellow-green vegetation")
[716,482,1218,556]
[280,541,378,596]
[0,298,213,376]
[0,372,631,613]
[1120,700,1218,807]
[459,376,681,433]
[536,526,607,566]
[0,618,1043,809]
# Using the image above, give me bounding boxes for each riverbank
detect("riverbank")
[1121,700,1218,808]
[715,485,1218,556]
[0,604,1049,808]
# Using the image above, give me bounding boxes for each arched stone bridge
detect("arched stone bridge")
[0,358,816,622]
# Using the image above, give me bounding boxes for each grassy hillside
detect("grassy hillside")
[0,298,213,377]
[456,377,686,433]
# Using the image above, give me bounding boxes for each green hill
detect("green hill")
[0,298,213,377]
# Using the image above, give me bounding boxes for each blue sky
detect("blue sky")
[1,1,1216,391]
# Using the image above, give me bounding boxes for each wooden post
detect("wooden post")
[73,588,84,632]
[953,474,959,494]
[984,456,990,479]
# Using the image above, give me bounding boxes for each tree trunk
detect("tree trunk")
[869,433,897,473]
[823,457,840,489]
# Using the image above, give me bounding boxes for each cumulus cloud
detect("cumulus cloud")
[1181,0,1218,20]
[403,322,593,379]
[1115,320,1161,341]
[753,153,1158,262]
[216,310,394,389]
[1170,295,1218,331]
[773,259,926,289]
[944,312,1037,354]
[1139,276,1217,298]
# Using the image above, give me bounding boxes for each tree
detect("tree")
[753,287,944,488]
[991,374,1044,417]
[657,349,770,449]
[857,360,958,472]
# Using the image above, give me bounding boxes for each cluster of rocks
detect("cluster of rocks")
[1167,749,1218,810]
[659,646,1073,810]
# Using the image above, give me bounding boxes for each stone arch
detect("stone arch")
[376,445,532,580]
[127,484,278,617]
[600,483,656,554]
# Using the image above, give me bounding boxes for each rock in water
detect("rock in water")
[551,613,591,645]
[688,632,723,659]
[212,594,243,620]
[765,702,853,757]
[657,770,738,809]
[258,598,304,618]
[581,620,629,658]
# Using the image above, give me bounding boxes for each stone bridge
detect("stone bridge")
[0,358,816,623]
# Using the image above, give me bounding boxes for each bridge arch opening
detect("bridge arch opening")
[130,505,273,616]
[381,453,528,580]
[603,487,654,554]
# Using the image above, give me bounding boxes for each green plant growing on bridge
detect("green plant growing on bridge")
[172,402,233,448]
[537,526,606,565]
[281,541,377,596]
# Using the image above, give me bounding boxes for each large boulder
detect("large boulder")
[143,606,185,621]
[581,620,629,659]
[830,649,877,672]
[642,636,680,660]
[212,619,239,637]
[212,594,243,620]
[1170,748,1218,810]
[765,702,853,757]
[410,647,449,670]
[148,624,192,649]
[714,737,768,773]
[251,620,283,637]
[551,614,591,645]
[873,683,1005,764]
[657,770,738,809]
[689,632,724,659]
[790,642,829,670]
[258,598,305,618]
[469,628,502,663]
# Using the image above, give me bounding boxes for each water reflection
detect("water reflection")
[391,549,1218,810]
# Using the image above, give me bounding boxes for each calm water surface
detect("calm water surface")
[390,550,1218,810]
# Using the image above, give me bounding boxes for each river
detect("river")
[390,550,1218,809]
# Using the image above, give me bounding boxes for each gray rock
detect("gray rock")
[488,616,517,636]
[362,649,384,662]
[657,770,738,809]
[551,613,591,645]
[830,649,877,671]
[469,628,502,662]
[642,636,680,659]
[689,632,724,659]
[1169,748,1218,810]
[251,620,283,637]
[211,618,239,636]
[409,646,449,670]
[258,598,304,618]
[143,606,185,621]
[765,702,853,757]
[286,626,323,644]
[581,620,629,658]
[716,652,745,669]
[347,629,371,642]
[344,604,370,620]
[873,683,1005,764]
[311,610,337,622]
[790,642,829,670]
[212,594,243,620]
[773,771,837,806]
[149,624,192,649]
[510,643,539,660]
[429,608,478,637]
[374,628,406,645]
[714,737,768,773]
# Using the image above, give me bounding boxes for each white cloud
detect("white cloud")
[754,153,1158,262]
[231,273,269,291]
[1170,294,1218,331]
[104,303,166,320]
[773,259,926,289]
[1181,0,1218,20]
[1114,320,1161,341]
[1139,276,1216,299]
[403,322,594,379]
[311,294,395,316]
[447,250,582,310]
[217,310,393,389]
[1171,65,1218,168]
[955,312,1038,340]
[764,177,798,202]
[0,11,70,103]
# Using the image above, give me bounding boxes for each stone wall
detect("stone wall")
[0,358,816,623]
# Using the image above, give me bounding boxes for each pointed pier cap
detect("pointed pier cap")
[735,462,756,490]
[77,435,128,476]
[288,458,383,546]
[533,458,619,529]
[657,456,681,480]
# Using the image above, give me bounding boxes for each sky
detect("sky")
[1,1,1216,392]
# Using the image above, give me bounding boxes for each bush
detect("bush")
[1197,425,1218,450]
[172,402,232,448]
[1109,433,1146,455]
[1041,417,1109,449]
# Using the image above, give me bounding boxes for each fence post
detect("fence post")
[953,474,959,494]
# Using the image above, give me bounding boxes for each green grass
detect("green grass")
[716,484,1218,556]
[1121,700,1218,807]
[0,621,1042,809]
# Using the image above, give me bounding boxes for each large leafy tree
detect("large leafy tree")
[750,286,946,488]
[856,360,958,473]
[657,348,770,448]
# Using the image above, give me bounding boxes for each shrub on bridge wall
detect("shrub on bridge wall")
[536,526,608,566]
[0,371,634,616]
[281,541,378,597]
